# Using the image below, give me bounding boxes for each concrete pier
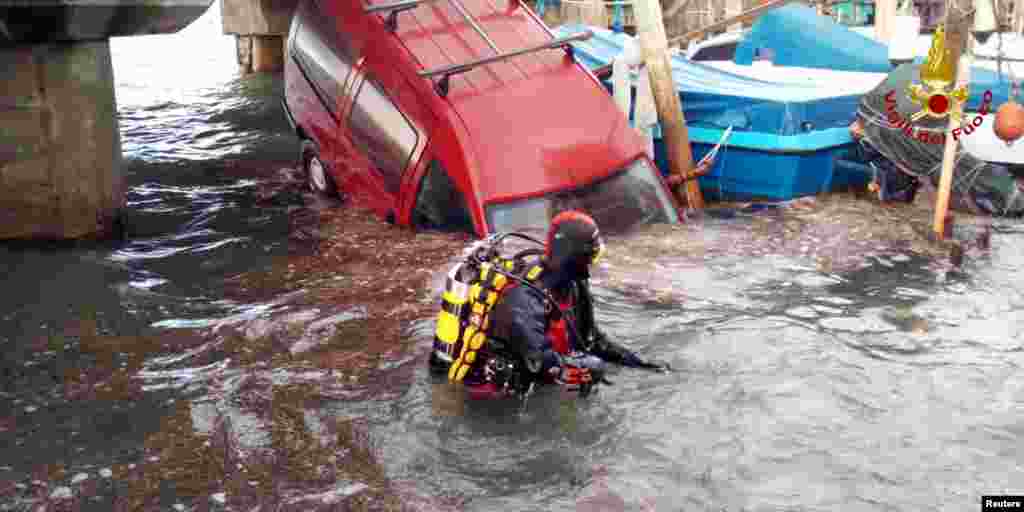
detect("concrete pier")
[1,41,124,240]
[0,0,211,241]
[222,0,297,73]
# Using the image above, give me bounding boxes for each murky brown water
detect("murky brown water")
[2,3,1023,512]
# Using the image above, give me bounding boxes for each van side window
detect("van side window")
[291,0,356,118]
[348,78,419,195]
[412,160,474,234]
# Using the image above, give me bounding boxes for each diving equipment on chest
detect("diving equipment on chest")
[429,232,547,385]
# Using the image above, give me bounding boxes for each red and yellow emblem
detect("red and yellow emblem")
[905,24,969,123]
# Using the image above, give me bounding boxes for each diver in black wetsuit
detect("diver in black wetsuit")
[481,211,668,396]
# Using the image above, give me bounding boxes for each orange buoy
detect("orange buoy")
[993,100,1024,145]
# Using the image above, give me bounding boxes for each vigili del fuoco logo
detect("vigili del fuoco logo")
[884,23,994,145]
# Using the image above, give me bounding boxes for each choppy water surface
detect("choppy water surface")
[1,3,1023,511]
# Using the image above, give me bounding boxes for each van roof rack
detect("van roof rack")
[365,0,433,32]
[365,0,592,98]
[366,0,497,51]
[419,31,593,97]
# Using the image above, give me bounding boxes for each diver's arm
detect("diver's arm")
[587,327,647,367]
[578,280,668,370]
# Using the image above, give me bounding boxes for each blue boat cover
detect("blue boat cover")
[733,4,1016,110]
[555,24,861,149]
[734,4,892,72]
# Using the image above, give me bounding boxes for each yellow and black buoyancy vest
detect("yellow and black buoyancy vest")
[434,258,544,383]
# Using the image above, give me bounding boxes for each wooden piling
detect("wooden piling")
[874,0,898,42]
[933,18,971,240]
[632,0,704,209]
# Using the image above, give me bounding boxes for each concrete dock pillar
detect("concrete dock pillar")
[222,0,297,73]
[0,41,124,240]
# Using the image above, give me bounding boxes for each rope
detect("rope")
[716,137,729,200]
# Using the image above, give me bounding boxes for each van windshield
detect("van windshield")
[485,158,680,235]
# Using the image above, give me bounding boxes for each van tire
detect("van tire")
[301,140,338,197]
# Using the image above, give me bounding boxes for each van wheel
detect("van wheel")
[301,141,337,197]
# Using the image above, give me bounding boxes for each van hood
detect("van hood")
[447,62,647,204]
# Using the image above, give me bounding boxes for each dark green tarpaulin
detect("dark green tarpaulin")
[857,63,1024,216]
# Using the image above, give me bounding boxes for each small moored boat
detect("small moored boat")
[555,23,878,201]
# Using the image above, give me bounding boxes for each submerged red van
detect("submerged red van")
[282,0,682,236]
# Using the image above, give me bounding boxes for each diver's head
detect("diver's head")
[545,211,604,283]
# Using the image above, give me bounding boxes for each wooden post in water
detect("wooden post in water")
[934,19,971,240]
[875,0,898,42]
[633,0,704,208]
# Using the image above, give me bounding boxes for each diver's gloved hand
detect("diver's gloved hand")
[618,351,663,370]
[634,358,672,373]
[561,352,611,386]
[556,366,593,387]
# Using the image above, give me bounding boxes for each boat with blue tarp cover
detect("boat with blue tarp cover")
[733,4,1019,110]
[553,23,877,201]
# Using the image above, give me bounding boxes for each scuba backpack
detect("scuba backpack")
[429,232,552,394]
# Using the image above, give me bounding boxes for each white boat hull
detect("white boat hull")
[960,114,1024,165]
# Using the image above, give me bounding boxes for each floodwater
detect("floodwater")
[1,3,1023,511]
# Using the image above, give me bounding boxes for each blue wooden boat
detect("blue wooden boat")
[554,23,877,201]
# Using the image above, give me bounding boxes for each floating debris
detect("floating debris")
[290,482,369,506]
[786,306,820,319]
[819,316,898,333]
[71,473,89,484]
[49,486,72,499]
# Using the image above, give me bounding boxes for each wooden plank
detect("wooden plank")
[664,0,695,19]
[667,0,796,46]
[874,0,898,42]
[633,0,704,208]
[934,20,971,240]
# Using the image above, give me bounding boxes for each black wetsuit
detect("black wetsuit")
[486,263,650,384]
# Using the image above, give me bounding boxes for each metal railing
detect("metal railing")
[365,0,594,97]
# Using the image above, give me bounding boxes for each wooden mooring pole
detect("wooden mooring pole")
[933,17,972,240]
[632,0,704,209]
[874,0,897,43]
